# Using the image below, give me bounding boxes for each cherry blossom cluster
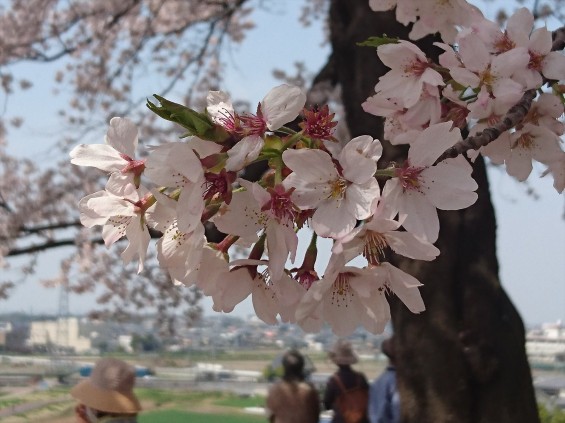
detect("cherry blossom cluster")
[364,5,565,192]
[70,2,564,336]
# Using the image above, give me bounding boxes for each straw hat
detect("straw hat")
[71,357,142,414]
[328,339,358,365]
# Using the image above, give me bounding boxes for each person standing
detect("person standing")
[368,337,400,423]
[265,349,320,423]
[324,339,370,423]
[71,357,142,423]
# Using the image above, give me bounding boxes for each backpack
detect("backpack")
[333,373,369,423]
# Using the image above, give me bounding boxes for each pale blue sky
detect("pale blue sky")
[1,1,564,326]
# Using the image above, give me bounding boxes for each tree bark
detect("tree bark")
[328,1,539,422]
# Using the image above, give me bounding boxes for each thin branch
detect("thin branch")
[6,238,94,256]
[437,89,536,162]
[5,228,163,257]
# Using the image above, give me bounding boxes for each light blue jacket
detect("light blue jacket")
[368,367,400,423]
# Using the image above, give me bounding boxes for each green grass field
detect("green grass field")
[139,409,266,423]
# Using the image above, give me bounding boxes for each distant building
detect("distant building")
[0,322,12,347]
[27,317,91,353]
[118,335,133,353]
[527,321,565,364]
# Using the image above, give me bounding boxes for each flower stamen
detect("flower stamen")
[363,231,389,266]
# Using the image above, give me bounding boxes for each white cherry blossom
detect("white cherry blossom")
[70,117,145,196]
[144,142,205,233]
[152,191,206,285]
[78,187,153,273]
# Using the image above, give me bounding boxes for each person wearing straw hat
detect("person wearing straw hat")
[71,357,142,423]
[324,339,370,423]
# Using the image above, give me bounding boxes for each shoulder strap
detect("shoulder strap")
[333,372,362,393]
[333,373,348,393]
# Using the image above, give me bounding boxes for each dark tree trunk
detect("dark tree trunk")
[327,1,539,422]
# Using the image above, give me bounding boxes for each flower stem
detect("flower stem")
[374,168,397,179]
[217,234,240,254]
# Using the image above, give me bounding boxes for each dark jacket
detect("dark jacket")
[324,365,370,423]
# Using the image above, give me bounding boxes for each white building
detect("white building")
[28,317,91,353]
[527,321,565,363]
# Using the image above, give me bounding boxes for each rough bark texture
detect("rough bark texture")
[328,1,539,422]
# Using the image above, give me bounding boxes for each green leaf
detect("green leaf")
[357,35,400,48]
[147,95,230,142]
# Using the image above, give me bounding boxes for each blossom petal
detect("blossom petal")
[409,123,462,167]
[69,144,125,172]
[345,178,380,220]
[382,262,425,313]
[312,201,357,238]
[423,157,478,210]
[121,219,151,273]
[226,135,264,171]
[216,268,253,312]
[282,148,338,182]
[105,117,138,157]
[340,135,382,184]
[262,84,306,130]
[177,182,205,233]
[252,281,279,325]
[386,231,440,260]
[398,191,440,242]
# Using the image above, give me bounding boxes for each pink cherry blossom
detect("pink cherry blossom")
[542,153,565,194]
[295,256,425,336]
[374,41,444,108]
[225,134,264,171]
[211,259,302,325]
[261,84,307,131]
[466,8,533,54]
[282,135,381,239]
[449,35,529,104]
[213,180,298,281]
[334,212,440,265]
[208,85,306,171]
[514,26,565,89]
[506,124,563,182]
[363,85,442,144]
[368,0,478,43]
[295,262,390,336]
[212,265,279,324]
[381,122,478,242]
